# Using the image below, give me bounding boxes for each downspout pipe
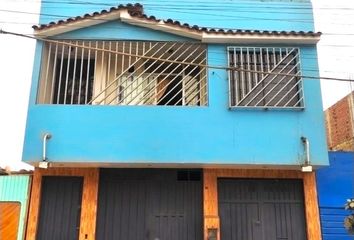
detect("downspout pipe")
[42,133,52,161]
[301,136,310,166]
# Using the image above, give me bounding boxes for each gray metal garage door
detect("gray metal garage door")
[218,179,306,240]
[37,176,83,240]
[96,169,203,240]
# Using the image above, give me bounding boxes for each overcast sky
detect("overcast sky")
[0,0,353,170]
[313,0,354,109]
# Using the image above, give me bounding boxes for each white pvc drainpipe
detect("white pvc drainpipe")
[301,136,310,166]
[42,133,52,161]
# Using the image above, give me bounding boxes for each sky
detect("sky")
[0,0,353,170]
[313,0,354,108]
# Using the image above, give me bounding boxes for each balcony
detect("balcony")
[37,40,208,106]
[22,38,329,167]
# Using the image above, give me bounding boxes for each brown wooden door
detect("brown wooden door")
[0,202,21,240]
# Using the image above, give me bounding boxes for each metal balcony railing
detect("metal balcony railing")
[37,41,208,106]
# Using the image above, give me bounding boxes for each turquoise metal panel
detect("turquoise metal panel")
[0,175,31,240]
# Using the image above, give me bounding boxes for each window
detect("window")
[37,41,208,106]
[228,47,304,108]
[52,58,95,104]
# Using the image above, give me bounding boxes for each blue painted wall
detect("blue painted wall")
[38,0,315,32]
[22,0,328,166]
[316,151,354,240]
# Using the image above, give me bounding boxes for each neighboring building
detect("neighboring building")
[0,171,32,240]
[320,93,354,239]
[22,1,328,240]
[316,151,354,240]
[325,91,354,151]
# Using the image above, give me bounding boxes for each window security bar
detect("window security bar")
[228,47,304,108]
[38,41,208,106]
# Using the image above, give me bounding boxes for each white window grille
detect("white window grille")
[37,41,208,106]
[228,47,304,109]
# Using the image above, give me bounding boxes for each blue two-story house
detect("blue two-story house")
[23,1,328,240]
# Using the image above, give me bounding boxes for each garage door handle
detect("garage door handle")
[254,220,261,225]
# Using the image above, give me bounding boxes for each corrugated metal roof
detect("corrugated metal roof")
[0,167,33,175]
[32,3,321,38]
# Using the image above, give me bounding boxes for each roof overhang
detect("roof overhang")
[120,12,320,44]
[33,4,321,45]
[201,33,321,44]
[119,11,203,40]
[34,11,124,37]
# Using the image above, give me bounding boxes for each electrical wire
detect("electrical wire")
[2,8,354,35]
[6,0,354,12]
[1,29,354,83]
[0,7,345,24]
[1,16,354,50]
[4,0,354,17]
[0,9,329,25]
[2,26,354,51]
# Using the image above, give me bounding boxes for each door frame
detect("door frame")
[25,168,99,240]
[203,169,321,240]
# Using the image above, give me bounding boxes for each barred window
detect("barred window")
[228,47,304,108]
[37,41,208,106]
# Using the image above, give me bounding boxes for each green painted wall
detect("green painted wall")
[0,175,31,240]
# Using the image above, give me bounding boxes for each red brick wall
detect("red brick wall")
[325,91,354,151]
